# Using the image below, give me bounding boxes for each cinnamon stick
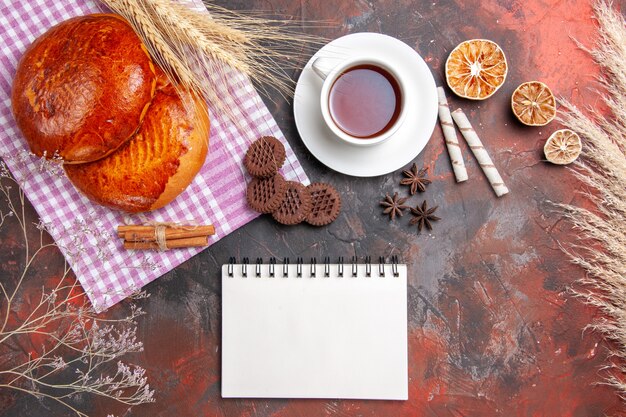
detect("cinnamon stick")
[118,225,150,237]
[122,225,215,242]
[123,236,209,250]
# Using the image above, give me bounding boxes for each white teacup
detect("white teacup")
[311,56,407,147]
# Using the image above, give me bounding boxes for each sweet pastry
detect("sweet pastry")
[272,181,312,225]
[243,136,286,178]
[246,174,287,214]
[64,81,209,213]
[11,14,156,163]
[305,183,341,226]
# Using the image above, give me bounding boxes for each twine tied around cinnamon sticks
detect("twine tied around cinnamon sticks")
[118,223,215,250]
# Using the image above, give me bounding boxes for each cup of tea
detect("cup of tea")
[311,56,407,147]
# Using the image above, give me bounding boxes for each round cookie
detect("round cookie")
[272,181,312,226]
[244,136,286,178]
[305,183,342,226]
[246,174,287,214]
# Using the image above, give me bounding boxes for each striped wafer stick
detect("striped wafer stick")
[437,87,468,182]
[451,109,509,197]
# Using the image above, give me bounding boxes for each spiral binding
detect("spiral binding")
[227,256,400,278]
[269,257,276,277]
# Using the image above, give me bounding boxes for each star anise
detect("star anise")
[410,200,441,231]
[400,163,431,195]
[380,192,409,220]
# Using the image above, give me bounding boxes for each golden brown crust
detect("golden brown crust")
[11,14,156,163]
[150,88,209,211]
[64,82,209,213]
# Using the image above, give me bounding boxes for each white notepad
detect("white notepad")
[221,260,408,400]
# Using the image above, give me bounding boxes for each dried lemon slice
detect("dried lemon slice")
[512,81,556,126]
[544,129,582,165]
[445,39,508,100]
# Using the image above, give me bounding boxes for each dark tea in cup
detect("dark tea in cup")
[328,64,402,139]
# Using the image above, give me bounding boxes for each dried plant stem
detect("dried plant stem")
[98,0,322,129]
[0,164,154,416]
[150,2,251,74]
[557,0,626,396]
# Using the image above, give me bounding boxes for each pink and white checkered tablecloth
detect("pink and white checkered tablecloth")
[0,0,308,312]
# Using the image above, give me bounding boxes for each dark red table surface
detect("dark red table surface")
[2,0,624,416]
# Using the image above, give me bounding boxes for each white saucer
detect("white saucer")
[293,33,438,177]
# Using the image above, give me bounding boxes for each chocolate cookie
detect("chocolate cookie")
[272,181,312,225]
[305,183,342,226]
[244,136,286,178]
[246,174,287,213]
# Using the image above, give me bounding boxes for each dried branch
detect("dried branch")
[557,0,626,396]
[0,162,154,416]
[97,0,323,128]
